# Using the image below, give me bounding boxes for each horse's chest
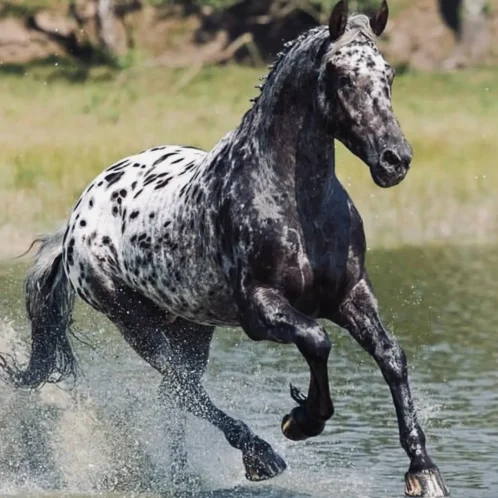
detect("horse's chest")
[309,201,366,305]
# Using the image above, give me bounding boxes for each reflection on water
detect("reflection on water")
[0,245,497,497]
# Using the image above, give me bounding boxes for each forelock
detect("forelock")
[327,14,376,56]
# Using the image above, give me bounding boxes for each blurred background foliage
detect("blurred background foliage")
[0,0,495,69]
[0,0,497,256]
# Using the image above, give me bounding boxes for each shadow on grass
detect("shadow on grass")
[0,55,120,83]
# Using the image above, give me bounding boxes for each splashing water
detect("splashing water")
[1,244,498,497]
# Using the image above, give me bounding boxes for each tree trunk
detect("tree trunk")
[441,0,490,69]
[96,0,117,53]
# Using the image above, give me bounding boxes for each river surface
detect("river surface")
[0,245,497,498]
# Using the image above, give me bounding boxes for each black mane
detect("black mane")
[250,26,328,106]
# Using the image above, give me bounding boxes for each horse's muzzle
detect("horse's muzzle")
[371,144,412,188]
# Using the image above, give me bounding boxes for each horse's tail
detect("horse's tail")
[3,226,78,388]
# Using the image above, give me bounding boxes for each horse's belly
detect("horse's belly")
[128,257,239,327]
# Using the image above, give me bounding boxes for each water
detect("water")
[0,245,497,497]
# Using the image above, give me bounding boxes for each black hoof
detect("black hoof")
[405,467,450,497]
[281,384,326,441]
[281,406,325,441]
[242,436,287,481]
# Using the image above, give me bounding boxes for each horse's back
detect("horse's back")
[62,145,238,325]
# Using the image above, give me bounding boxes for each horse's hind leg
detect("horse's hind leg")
[156,320,213,486]
[331,278,449,497]
[97,283,286,482]
[90,282,190,483]
[154,318,287,482]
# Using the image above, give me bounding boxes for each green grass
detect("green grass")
[1,62,497,257]
[0,0,67,18]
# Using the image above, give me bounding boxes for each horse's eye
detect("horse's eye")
[337,74,352,88]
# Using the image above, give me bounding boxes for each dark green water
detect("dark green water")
[0,245,497,497]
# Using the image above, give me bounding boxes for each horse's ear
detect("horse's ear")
[329,0,348,42]
[369,0,389,37]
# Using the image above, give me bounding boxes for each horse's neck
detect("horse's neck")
[242,100,336,219]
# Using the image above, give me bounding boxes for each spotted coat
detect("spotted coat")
[63,17,410,331]
[4,5,449,494]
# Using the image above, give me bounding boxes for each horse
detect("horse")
[1,1,449,496]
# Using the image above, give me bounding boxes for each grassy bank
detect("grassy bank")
[1,63,497,257]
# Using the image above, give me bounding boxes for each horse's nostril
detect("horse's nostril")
[380,149,401,168]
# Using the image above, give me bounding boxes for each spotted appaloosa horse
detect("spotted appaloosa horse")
[1,1,448,496]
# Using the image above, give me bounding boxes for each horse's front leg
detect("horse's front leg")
[332,278,449,497]
[239,286,334,441]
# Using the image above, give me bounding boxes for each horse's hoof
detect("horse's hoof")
[242,436,287,481]
[405,467,450,497]
[281,406,325,441]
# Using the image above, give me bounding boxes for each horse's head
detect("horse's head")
[321,0,412,188]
